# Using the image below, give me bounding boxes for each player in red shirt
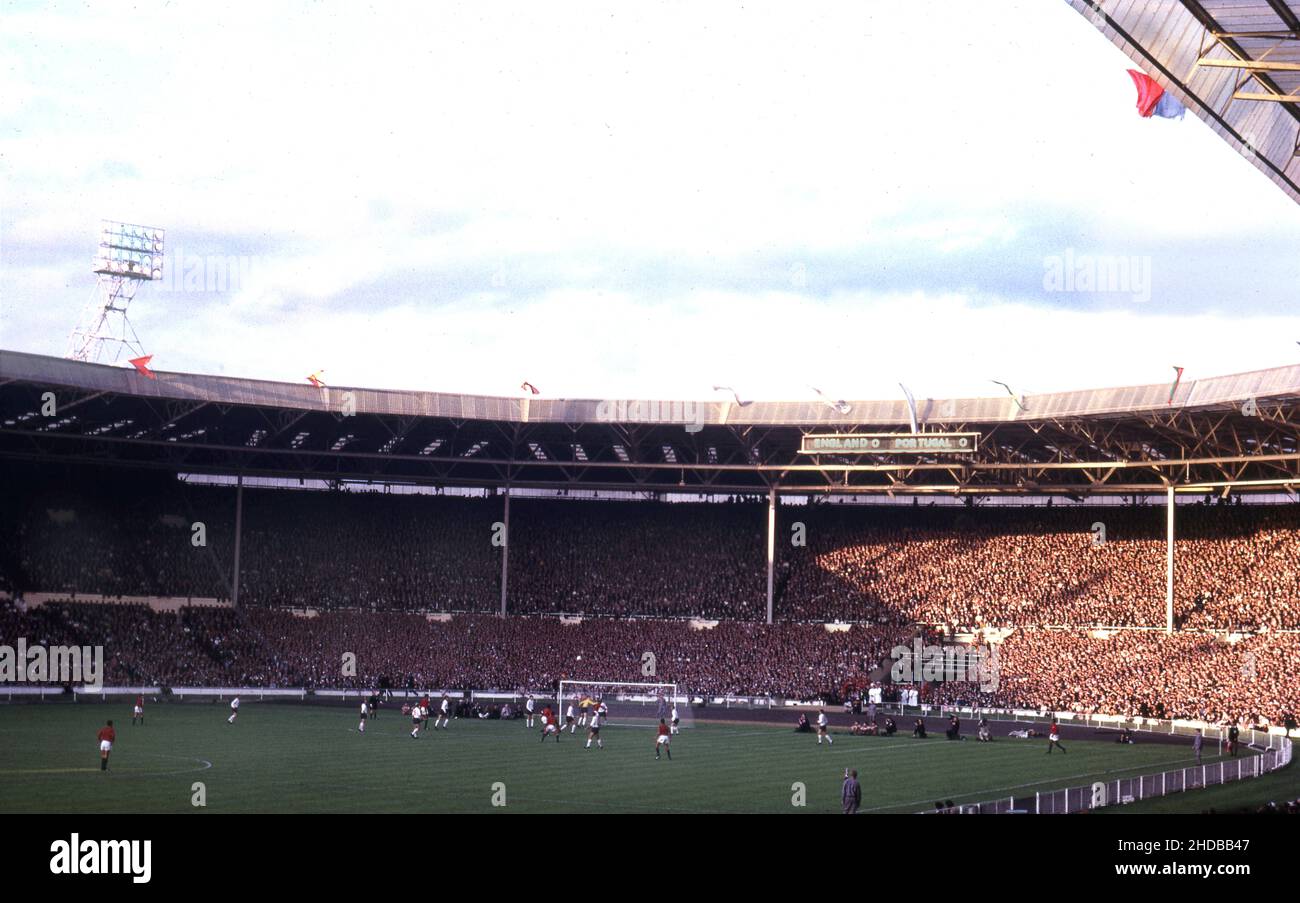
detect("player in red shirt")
[132,694,144,726]
[539,706,560,742]
[1046,720,1067,754]
[419,695,430,733]
[97,720,116,771]
[655,718,672,760]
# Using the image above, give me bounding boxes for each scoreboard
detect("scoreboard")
[799,432,980,455]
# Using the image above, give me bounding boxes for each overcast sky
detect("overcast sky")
[2,0,1298,403]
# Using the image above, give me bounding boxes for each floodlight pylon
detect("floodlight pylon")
[67,220,165,364]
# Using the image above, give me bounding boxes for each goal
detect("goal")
[557,680,692,729]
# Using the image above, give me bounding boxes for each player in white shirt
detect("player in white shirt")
[227,697,240,724]
[410,705,423,739]
[670,704,680,735]
[358,701,368,733]
[584,707,604,749]
[435,694,451,729]
[566,702,577,733]
[816,708,833,745]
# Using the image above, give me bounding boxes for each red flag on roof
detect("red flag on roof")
[1127,70,1186,119]
[521,381,540,395]
[1127,70,1163,117]
[128,355,156,379]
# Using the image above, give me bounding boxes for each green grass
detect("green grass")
[0,703,1280,814]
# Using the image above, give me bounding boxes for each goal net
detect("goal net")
[557,680,693,730]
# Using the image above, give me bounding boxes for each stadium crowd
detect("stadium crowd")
[4,468,1299,629]
[508,499,765,619]
[0,597,229,686]
[4,597,1299,726]
[920,629,1300,728]
[779,503,1300,630]
[0,600,903,699]
[4,465,1300,724]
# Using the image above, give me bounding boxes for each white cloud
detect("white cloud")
[2,0,1298,398]
[131,287,1298,402]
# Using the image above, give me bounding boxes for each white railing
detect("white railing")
[921,717,1292,814]
[2,685,161,701]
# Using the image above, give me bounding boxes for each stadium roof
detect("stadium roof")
[1071,0,1300,205]
[3,349,1299,497]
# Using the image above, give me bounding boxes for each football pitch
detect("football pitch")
[0,703,1275,814]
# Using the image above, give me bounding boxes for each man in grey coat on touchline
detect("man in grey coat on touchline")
[842,769,861,815]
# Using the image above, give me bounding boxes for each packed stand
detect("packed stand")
[917,629,1300,727]
[0,598,903,699]
[4,464,1300,629]
[778,502,1300,629]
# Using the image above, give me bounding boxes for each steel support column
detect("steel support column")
[232,473,244,609]
[500,489,511,617]
[766,485,776,625]
[1166,484,1175,634]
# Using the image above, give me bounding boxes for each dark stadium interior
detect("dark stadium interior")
[6,461,1300,628]
[2,459,1298,725]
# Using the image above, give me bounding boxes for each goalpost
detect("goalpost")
[557,680,692,730]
